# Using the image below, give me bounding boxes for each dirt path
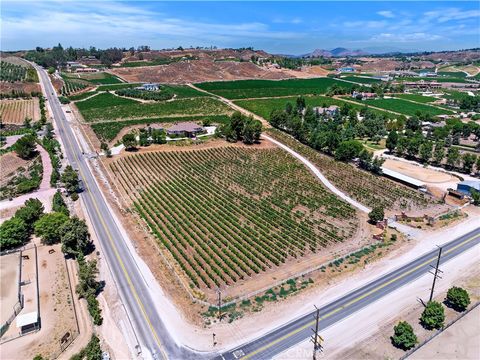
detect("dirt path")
[0,134,24,149]
[0,144,56,213]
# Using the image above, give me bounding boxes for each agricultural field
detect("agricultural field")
[394,94,437,103]
[60,78,90,96]
[195,78,354,99]
[110,147,359,293]
[437,71,468,78]
[75,92,232,122]
[265,128,436,211]
[351,97,454,116]
[398,76,468,83]
[91,114,230,142]
[234,95,391,120]
[339,76,381,84]
[66,71,123,84]
[96,83,141,91]
[0,61,38,83]
[0,98,40,124]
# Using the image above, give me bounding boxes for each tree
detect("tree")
[122,133,137,151]
[0,217,28,250]
[420,301,445,330]
[151,129,166,144]
[446,147,460,169]
[386,130,398,153]
[13,134,37,160]
[368,206,384,224]
[461,153,476,174]
[52,190,70,215]
[242,118,262,144]
[61,165,80,194]
[396,136,408,157]
[334,140,363,161]
[419,141,433,163]
[471,189,480,206]
[34,212,69,245]
[433,142,445,165]
[15,198,44,233]
[445,286,471,312]
[391,321,417,350]
[60,217,91,257]
[230,112,245,141]
[76,257,101,297]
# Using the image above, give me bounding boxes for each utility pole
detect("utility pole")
[429,246,443,302]
[311,306,323,360]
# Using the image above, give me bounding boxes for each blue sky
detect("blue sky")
[1,1,479,53]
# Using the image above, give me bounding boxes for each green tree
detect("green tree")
[76,256,102,297]
[230,111,245,141]
[0,217,28,250]
[471,189,480,206]
[419,141,433,163]
[445,286,471,312]
[396,136,408,157]
[461,153,476,174]
[13,134,37,160]
[15,198,44,233]
[391,321,417,350]
[34,212,69,245]
[61,165,80,194]
[242,117,262,144]
[151,129,166,144]
[368,206,384,224]
[446,147,460,169]
[433,142,445,165]
[386,130,398,153]
[335,140,363,161]
[52,190,70,215]
[420,301,445,330]
[60,217,91,257]
[122,133,137,151]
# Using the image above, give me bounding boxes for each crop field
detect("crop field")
[266,128,436,211]
[91,115,230,141]
[195,78,354,99]
[96,83,142,91]
[76,72,123,84]
[339,76,381,84]
[60,78,90,96]
[394,94,437,103]
[0,98,40,124]
[110,147,358,290]
[351,97,453,116]
[67,91,98,101]
[234,95,392,120]
[75,92,232,122]
[436,71,467,78]
[399,76,468,83]
[0,61,38,83]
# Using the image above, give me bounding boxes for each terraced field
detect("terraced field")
[351,97,454,116]
[0,98,40,124]
[110,147,358,290]
[265,128,436,211]
[196,78,354,99]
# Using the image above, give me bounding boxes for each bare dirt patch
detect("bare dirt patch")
[0,153,30,187]
[383,158,458,183]
[0,82,41,95]
[0,252,21,326]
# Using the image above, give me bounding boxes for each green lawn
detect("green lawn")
[195,78,354,99]
[76,93,232,122]
[394,94,437,103]
[351,98,454,116]
[91,115,230,141]
[339,76,381,84]
[234,96,391,120]
[437,71,467,78]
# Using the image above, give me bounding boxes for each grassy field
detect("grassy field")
[442,90,471,101]
[394,94,437,103]
[266,128,435,211]
[351,97,454,116]
[111,146,358,291]
[91,115,230,141]
[234,95,392,120]
[196,78,354,99]
[339,76,381,84]
[75,92,231,122]
[67,91,98,101]
[436,71,468,78]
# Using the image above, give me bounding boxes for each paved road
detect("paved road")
[217,227,480,360]
[33,65,195,360]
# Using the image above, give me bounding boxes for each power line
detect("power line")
[428,246,443,302]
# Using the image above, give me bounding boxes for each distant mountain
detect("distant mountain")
[301,47,368,58]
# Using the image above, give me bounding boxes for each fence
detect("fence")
[400,301,480,360]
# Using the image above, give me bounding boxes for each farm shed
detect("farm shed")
[16,311,39,334]
[381,167,426,190]
[167,122,204,137]
[456,180,480,196]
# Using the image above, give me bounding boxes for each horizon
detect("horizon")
[1,1,479,54]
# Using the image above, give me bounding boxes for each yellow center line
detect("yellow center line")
[240,234,479,359]
[48,78,167,359]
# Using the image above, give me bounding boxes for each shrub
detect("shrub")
[420,301,445,330]
[445,286,470,312]
[34,212,69,245]
[13,134,37,160]
[368,206,384,224]
[0,217,28,250]
[15,198,44,233]
[391,321,417,350]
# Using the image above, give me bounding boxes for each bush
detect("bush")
[13,134,37,160]
[391,321,417,350]
[0,217,28,250]
[420,301,445,330]
[52,190,70,215]
[445,286,470,312]
[34,212,69,245]
[15,198,44,233]
[368,206,384,224]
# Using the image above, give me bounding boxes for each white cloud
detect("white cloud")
[423,8,480,23]
[343,20,387,29]
[272,17,303,24]
[377,10,395,18]
[370,32,444,43]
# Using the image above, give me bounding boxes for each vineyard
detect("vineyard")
[60,78,90,96]
[0,98,40,124]
[0,61,38,83]
[350,97,454,116]
[195,78,354,99]
[115,88,174,101]
[266,128,436,211]
[110,147,358,291]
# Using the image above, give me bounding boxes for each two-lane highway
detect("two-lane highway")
[33,65,196,360]
[218,227,480,359]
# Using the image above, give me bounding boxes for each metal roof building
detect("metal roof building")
[457,180,480,195]
[381,167,426,189]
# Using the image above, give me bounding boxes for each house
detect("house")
[137,83,160,91]
[313,105,339,117]
[352,91,377,100]
[66,61,81,68]
[404,81,442,89]
[456,180,480,195]
[337,67,355,73]
[16,311,40,335]
[76,67,98,73]
[167,122,204,137]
